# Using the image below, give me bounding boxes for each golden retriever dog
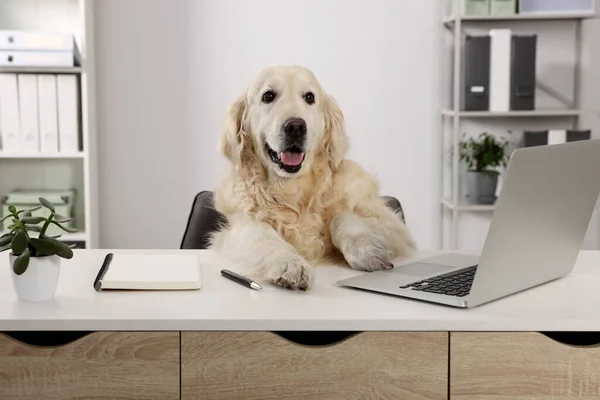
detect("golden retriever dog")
[210,65,416,290]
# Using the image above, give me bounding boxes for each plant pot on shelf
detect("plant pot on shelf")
[9,253,61,302]
[465,170,498,205]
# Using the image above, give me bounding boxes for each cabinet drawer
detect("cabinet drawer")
[182,331,447,400]
[0,331,179,400]
[450,332,600,399]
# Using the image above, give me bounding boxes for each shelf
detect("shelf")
[0,230,88,242]
[0,152,85,160]
[443,11,596,25]
[441,109,582,118]
[0,66,82,74]
[441,198,496,212]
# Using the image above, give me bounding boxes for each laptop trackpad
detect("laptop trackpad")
[391,262,457,277]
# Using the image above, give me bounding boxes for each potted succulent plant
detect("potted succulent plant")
[459,132,509,205]
[0,197,77,302]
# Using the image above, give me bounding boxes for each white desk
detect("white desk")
[1,249,600,399]
[0,249,599,331]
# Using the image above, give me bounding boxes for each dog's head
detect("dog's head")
[219,65,349,177]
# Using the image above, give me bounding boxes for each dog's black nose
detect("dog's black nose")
[283,118,307,137]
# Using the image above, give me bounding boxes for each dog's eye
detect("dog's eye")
[262,90,276,103]
[304,92,315,105]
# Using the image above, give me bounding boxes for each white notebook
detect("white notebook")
[94,253,201,291]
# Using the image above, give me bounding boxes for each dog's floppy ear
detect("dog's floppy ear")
[322,95,349,170]
[219,93,248,167]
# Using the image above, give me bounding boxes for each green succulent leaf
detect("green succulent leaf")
[50,221,78,233]
[8,205,16,214]
[39,197,55,212]
[11,231,28,254]
[0,231,14,239]
[21,216,46,224]
[29,237,59,257]
[20,206,42,218]
[12,248,30,275]
[25,225,42,232]
[68,243,77,249]
[0,214,14,224]
[0,233,14,246]
[53,214,73,223]
[0,243,11,252]
[41,237,73,259]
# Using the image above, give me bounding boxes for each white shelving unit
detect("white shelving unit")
[441,0,597,250]
[0,66,84,74]
[0,152,86,160]
[0,0,98,248]
[441,109,584,118]
[443,11,597,24]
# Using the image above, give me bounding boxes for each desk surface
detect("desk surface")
[0,249,598,331]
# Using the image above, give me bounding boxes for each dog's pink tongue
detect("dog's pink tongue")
[280,152,304,166]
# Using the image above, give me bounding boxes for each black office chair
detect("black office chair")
[180,190,406,250]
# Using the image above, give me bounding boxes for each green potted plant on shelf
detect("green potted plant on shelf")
[0,197,77,302]
[459,132,509,205]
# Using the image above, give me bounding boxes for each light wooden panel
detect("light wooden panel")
[451,332,600,399]
[0,331,179,400]
[182,331,447,400]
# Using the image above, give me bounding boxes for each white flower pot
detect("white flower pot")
[9,254,61,302]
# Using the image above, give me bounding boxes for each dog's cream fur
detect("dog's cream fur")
[210,65,416,290]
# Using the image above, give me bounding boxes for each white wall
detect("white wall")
[94,0,442,250]
[95,0,197,249]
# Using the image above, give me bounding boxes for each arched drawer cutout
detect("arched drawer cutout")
[1,331,94,347]
[272,331,360,347]
[541,331,600,347]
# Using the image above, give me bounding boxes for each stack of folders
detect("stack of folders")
[0,30,81,68]
[0,73,80,154]
[462,29,538,112]
[0,31,81,154]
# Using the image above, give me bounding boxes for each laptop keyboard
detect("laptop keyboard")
[399,265,478,297]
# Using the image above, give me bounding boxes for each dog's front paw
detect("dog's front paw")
[341,232,394,272]
[267,257,315,290]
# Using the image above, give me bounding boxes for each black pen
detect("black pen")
[220,269,262,290]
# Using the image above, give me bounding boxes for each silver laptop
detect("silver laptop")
[337,139,600,308]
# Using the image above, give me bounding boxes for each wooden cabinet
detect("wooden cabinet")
[450,332,600,399]
[4,330,600,399]
[181,331,448,400]
[0,332,179,400]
